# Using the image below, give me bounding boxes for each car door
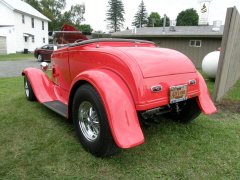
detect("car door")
[51,47,71,91]
[40,45,48,59]
[45,45,53,60]
[41,45,53,60]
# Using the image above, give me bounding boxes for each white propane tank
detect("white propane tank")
[202,51,220,79]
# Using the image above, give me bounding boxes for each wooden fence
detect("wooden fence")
[213,7,240,102]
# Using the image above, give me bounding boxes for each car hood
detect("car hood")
[117,47,196,78]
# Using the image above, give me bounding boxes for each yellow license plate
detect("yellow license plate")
[170,85,188,104]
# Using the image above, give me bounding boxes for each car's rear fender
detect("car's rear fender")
[69,69,144,148]
[22,68,57,103]
[196,71,217,114]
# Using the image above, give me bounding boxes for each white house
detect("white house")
[0,0,51,54]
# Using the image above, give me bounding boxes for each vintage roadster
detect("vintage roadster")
[22,25,217,157]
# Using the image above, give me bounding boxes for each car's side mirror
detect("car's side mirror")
[40,62,49,72]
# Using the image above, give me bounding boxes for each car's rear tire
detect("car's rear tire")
[37,54,43,62]
[24,76,36,101]
[72,84,120,157]
[164,97,202,123]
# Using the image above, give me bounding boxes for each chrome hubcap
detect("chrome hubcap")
[38,55,42,61]
[25,81,29,97]
[78,101,100,141]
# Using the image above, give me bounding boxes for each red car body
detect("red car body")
[23,25,217,157]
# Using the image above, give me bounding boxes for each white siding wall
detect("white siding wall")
[14,12,49,52]
[0,2,14,25]
[0,2,49,54]
[0,2,16,54]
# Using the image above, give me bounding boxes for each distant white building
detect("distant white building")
[0,0,51,54]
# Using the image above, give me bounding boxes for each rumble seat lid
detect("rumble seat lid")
[119,47,196,78]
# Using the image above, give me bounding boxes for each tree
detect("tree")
[69,4,85,27]
[40,0,66,30]
[22,0,86,31]
[160,15,170,27]
[54,3,85,31]
[132,0,148,28]
[147,12,161,27]
[105,0,125,32]
[58,11,72,27]
[176,8,199,26]
[78,24,93,32]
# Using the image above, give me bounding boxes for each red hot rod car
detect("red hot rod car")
[22,25,217,157]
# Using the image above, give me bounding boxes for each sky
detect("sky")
[65,0,240,32]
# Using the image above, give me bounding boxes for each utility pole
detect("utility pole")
[163,14,166,34]
[151,18,156,27]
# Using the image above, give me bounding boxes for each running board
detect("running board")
[43,101,67,117]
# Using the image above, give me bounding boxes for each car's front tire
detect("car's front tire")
[72,84,120,157]
[37,54,43,62]
[24,76,36,101]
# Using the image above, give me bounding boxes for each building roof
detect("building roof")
[112,25,224,38]
[0,0,50,21]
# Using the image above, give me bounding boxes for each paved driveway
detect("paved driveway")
[0,59,47,77]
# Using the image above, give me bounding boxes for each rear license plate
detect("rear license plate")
[170,85,188,104]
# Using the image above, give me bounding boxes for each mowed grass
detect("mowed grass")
[197,69,215,95]
[0,53,34,61]
[0,76,240,179]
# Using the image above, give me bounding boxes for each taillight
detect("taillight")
[151,85,162,93]
[188,80,196,85]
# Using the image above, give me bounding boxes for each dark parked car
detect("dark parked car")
[34,44,53,62]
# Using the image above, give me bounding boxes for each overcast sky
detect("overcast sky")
[65,0,240,32]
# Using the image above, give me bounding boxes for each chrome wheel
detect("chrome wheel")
[24,80,29,97]
[78,101,100,142]
[73,84,120,157]
[37,54,43,62]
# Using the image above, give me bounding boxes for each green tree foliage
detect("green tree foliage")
[160,15,170,27]
[147,12,161,27]
[69,4,85,27]
[78,24,93,32]
[58,11,72,27]
[40,0,66,30]
[22,0,87,31]
[105,0,125,32]
[59,4,86,30]
[132,0,148,28]
[176,8,199,26]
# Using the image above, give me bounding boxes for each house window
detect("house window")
[22,15,25,24]
[25,37,27,42]
[43,38,45,43]
[42,21,44,30]
[189,40,202,47]
[31,18,34,28]
[32,36,35,43]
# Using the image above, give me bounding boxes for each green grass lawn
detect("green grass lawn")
[197,69,215,96]
[0,53,34,61]
[0,75,239,179]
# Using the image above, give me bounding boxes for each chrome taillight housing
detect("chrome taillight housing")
[151,85,162,93]
[188,80,196,85]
